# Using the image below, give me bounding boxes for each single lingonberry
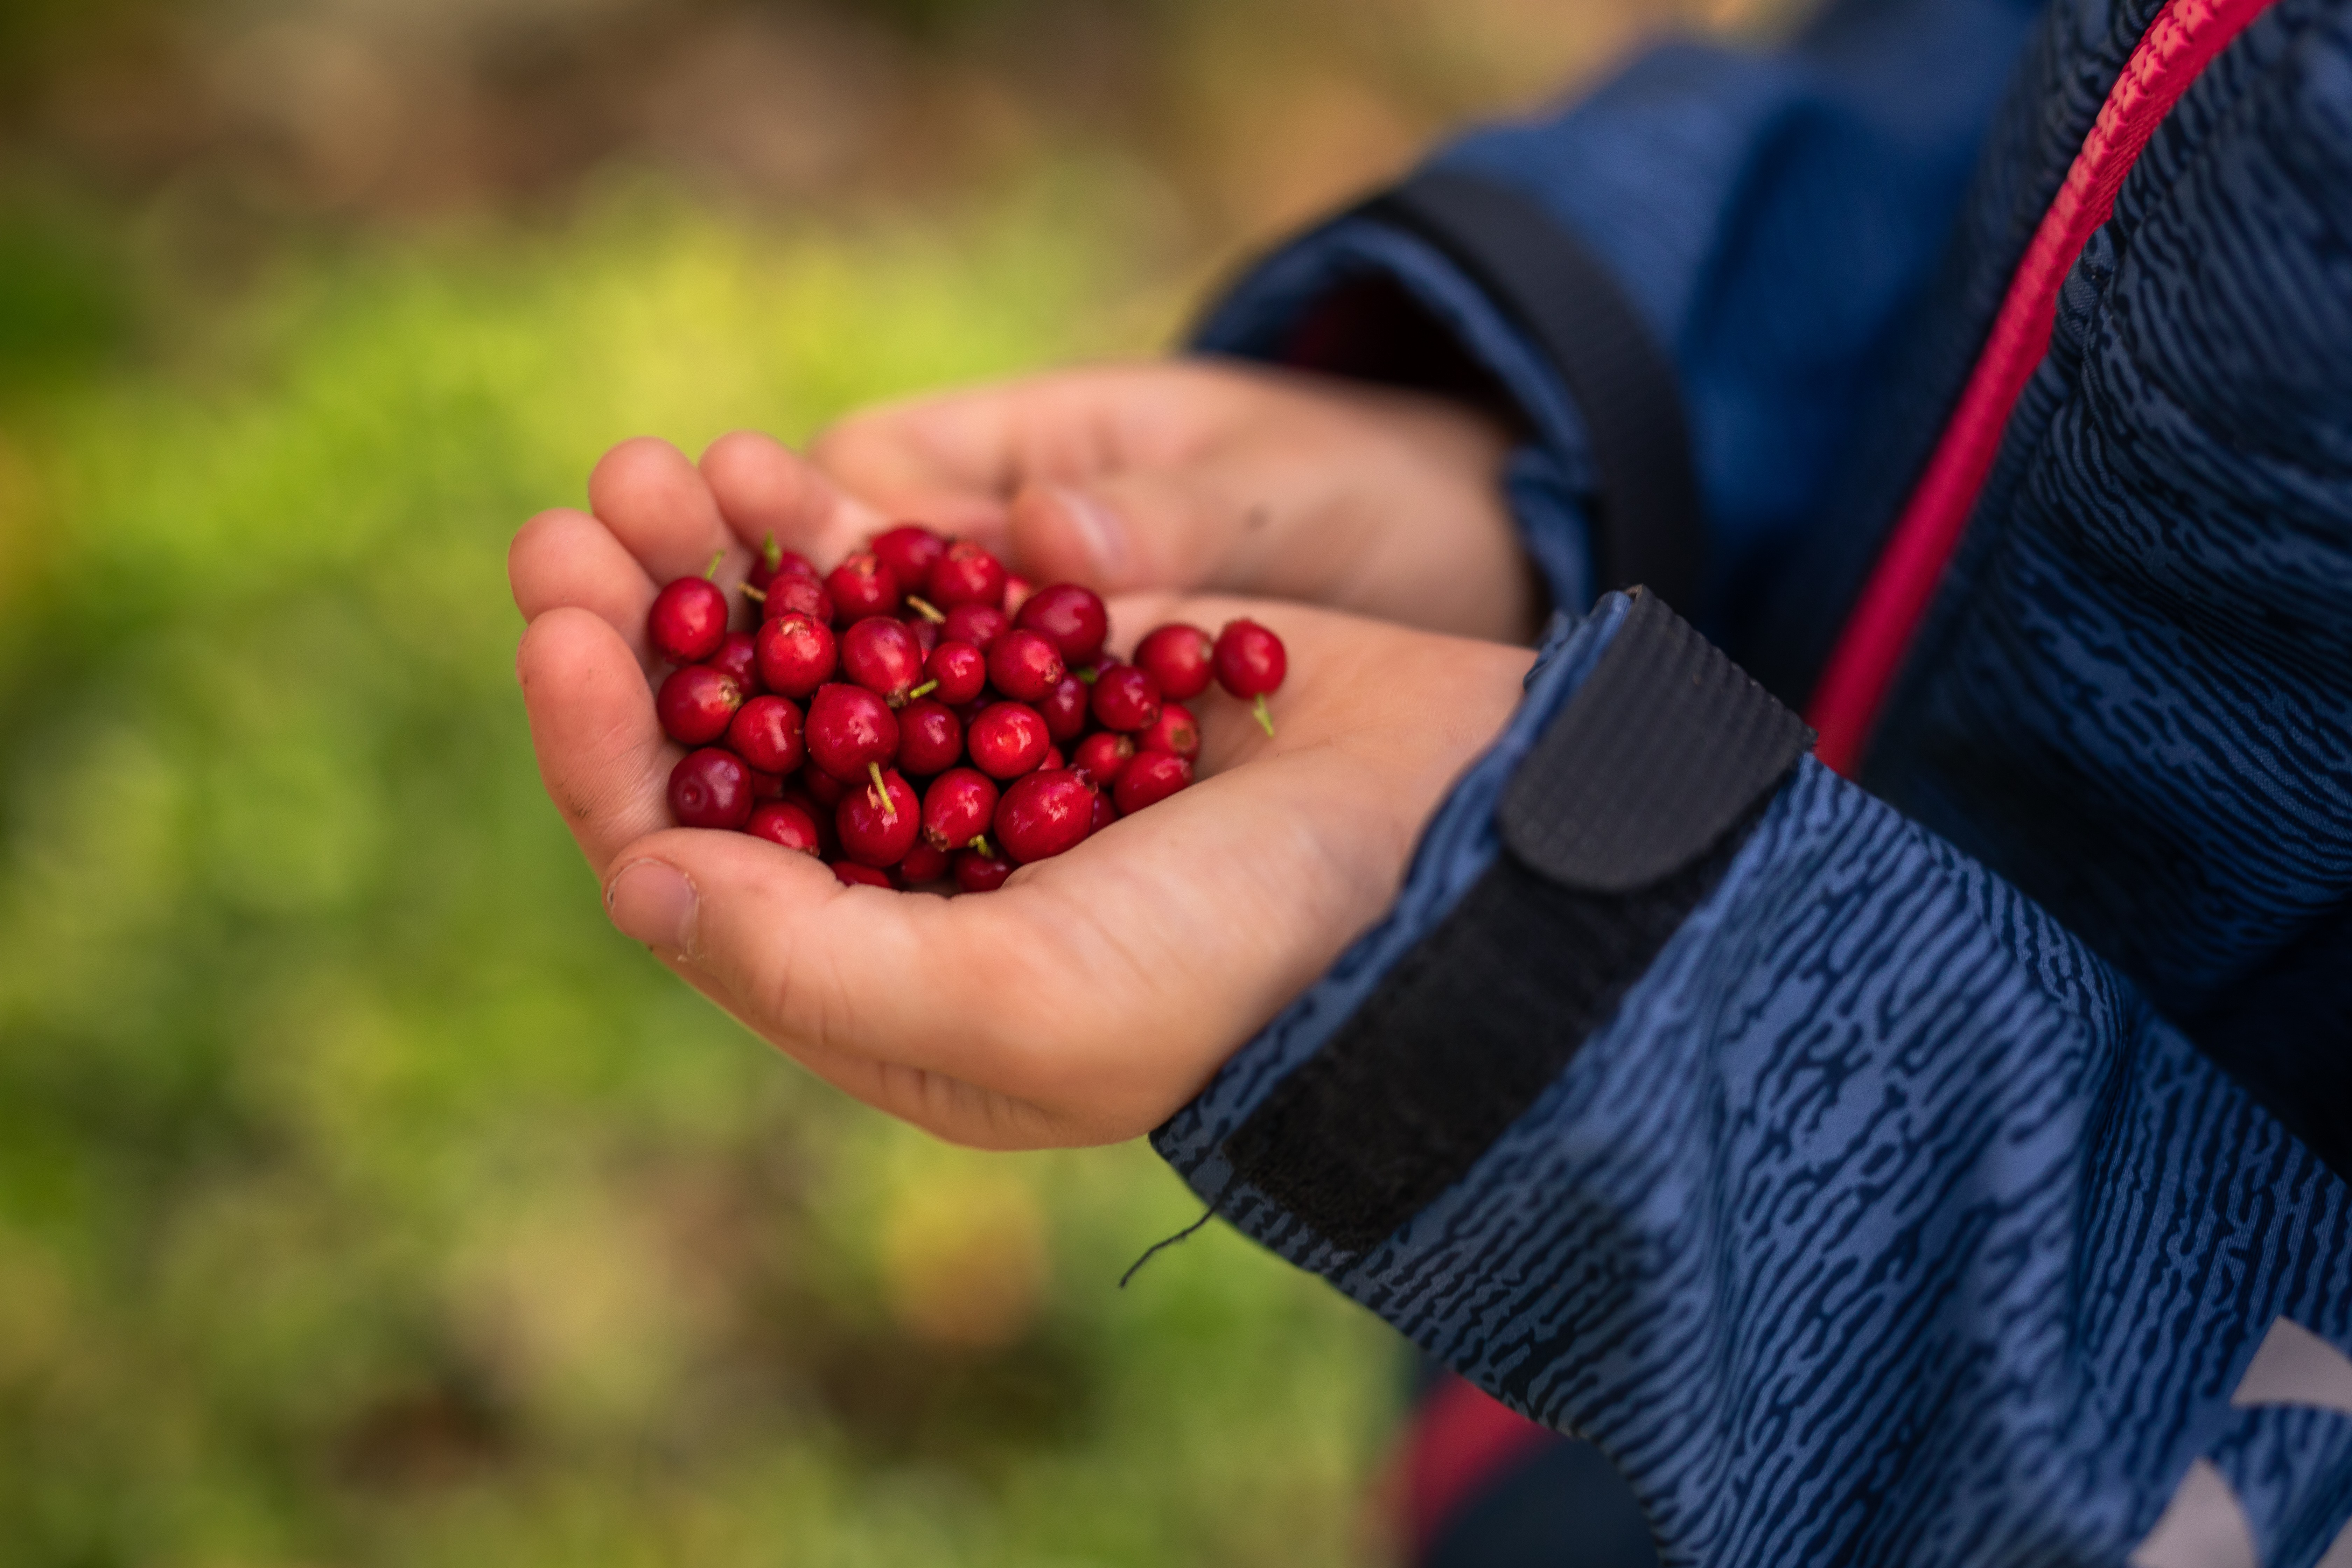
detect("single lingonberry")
[993,768,1097,864]
[1073,731,1135,789]
[1090,663,1162,733]
[710,630,762,694]
[726,695,806,775]
[1037,672,1089,743]
[871,523,947,590]
[833,861,895,889]
[1137,701,1201,761]
[1214,618,1287,734]
[746,766,785,800]
[649,572,730,665]
[669,747,754,830]
[926,540,1007,610]
[966,702,1050,779]
[827,552,901,621]
[1134,623,1214,701]
[762,573,833,626]
[755,612,836,698]
[895,698,964,776]
[953,848,1014,894]
[941,603,1009,650]
[897,840,950,884]
[841,616,925,706]
[904,615,939,658]
[988,629,1066,704]
[923,640,987,705]
[922,768,1000,852]
[745,533,817,600]
[1090,791,1119,835]
[802,767,848,808]
[1040,744,1066,771]
[656,664,744,746]
[1114,750,1193,815]
[747,799,822,855]
[1016,583,1110,665]
[837,768,920,867]
[806,682,900,784]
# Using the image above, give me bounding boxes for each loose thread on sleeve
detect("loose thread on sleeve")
[1118,1195,1225,1290]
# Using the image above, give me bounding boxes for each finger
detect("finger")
[808,385,1025,541]
[1004,468,1253,596]
[587,436,742,587]
[699,429,889,569]
[509,507,659,664]
[518,606,677,874]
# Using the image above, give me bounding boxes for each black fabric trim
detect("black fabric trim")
[1354,170,1706,608]
[1220,595,1808,1253]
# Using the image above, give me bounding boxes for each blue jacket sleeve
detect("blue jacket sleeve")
[1194,0,2044,630]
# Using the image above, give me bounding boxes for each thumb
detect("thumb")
[1007,471,1250,595]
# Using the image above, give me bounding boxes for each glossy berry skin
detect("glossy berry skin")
[656,664,744,746]
[710,630,762,694]
[926,540,1007,610]
[1037,673,1089,743]
[993,768,1097,864]
[668,748,754,830]
[1073,731,1135,789]
[1016,583,1109,665]
[941,603,1008,651]
[1214,618,1287,699]
[762,573,833,626]
[924,641,987,705]
[836,768,919,867]
[1134,623,1214,701]
[966,702,1050,779]
[1114,750,1193,815]
[726,695,805,775]
[1137,701,1200,761]
[897,840,950,884]
[834,861,895,889]
[922,768,999,852]
[827,553,901,621]
[953,848,1014,894]
[871,524,947,588]
[807,683,900,781]
[1090,663,1162,732]
[895,698,964,776]
[649,576,730,665]
[841,616,925,706]
[747,799,822,855]
[1089,791,1119,835]
[904,615,939,658]
[988,629,1066,704]
[755,612,836,698]
[1039,744,1066,772]
[747,543,817,600]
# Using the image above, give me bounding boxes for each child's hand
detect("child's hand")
[510,445,1532,1148]
[700,360,1541,645]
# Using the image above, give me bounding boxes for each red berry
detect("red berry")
[807,683,900,782]
[927,540,1007,610]
[896,698,964,776]
[834,861,895,889]
[710,630,762,694]
[941,603,1009,650]
[923,768,1000,852]
[988,629,1066,704]
[1073,731,1135,789]
[802,766,848,808]
[924,641,987,705]
[1090,790,1119,835]
[1040,744,1065,771]
[746,537,818,600]
[726,695,805,775]
[1090,663,1162,732]
[1135,623,1214,701]
[871,524,948,589]
[762,574,833,626]
[897,840,950,884]
[1214,619,1286,698]
[837,768,919,867]
[746,766,786,800]
[1016,583,1109,665]
[827,552,901,622]
[1137,701,1200,761]
[649,575,730,665]
[669,747,753,829]
[656,664,744,746]
[967,702,1050,779]
[841,616,925,706]
[994,768,1097,864]
[1037,672,1089,743]
[1114,750,1193,815]
[904,615,939,658]
[756,612,836,698]
[953,848,1014,894]
[748,799,822,854]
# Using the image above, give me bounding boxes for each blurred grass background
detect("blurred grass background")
[0,1,1782,1562]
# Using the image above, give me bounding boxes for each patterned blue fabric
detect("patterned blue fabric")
[1162,0,2352,1561]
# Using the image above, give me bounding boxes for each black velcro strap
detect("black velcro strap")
[1356,170,1705,608]
[1218,593,1808,1254]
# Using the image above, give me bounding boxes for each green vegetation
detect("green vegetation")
[0,176,1397,1566]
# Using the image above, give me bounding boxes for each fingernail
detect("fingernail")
[1052,485,1128,578]
[606,859,699,955]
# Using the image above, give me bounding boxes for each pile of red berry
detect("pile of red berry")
[644,525,1287,892]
